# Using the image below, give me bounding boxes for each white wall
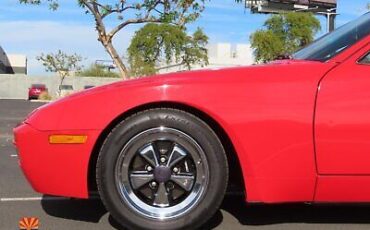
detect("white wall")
[0,75,121,99]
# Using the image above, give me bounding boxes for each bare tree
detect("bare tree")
[20,0,206,79]
[37,50,83,95]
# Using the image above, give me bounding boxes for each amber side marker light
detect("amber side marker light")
[49,135,87,144]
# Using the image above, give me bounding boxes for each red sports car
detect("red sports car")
[28,84,48,100]
[14,13,370,230]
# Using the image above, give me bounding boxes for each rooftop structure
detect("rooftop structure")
[245,0,336,14]
[0,46,27,74]
[244,0,338,32]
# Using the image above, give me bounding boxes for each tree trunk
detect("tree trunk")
[103,40,129,80]
[90,8,129,80]
[58,73,68,97]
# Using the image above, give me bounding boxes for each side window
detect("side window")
[359,52,370,65]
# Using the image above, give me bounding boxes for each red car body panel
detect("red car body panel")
[315,176,370,202]
[313,42,370,202]
[14,35,370,203]
[316,43,370,175]
[14,124,100,197]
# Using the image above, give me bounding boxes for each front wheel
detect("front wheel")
[96,108,228,230]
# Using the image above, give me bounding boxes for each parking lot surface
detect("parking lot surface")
[2,99,370,230]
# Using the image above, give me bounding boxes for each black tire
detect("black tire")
[96,108,228,230]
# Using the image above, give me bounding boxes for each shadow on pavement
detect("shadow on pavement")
[220,195,370,225]
[41,195,107,223]
[108,208,223,230]
[41,194,370,229]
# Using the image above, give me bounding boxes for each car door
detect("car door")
[315,44,370,175]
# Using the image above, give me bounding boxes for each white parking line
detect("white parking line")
[0,134,14,141]
[1,197,47,202]
[30,100,50,103]
[10,154,18,157]
[0,196,100,202]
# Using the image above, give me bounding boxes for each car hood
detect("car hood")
[61,59,322,96]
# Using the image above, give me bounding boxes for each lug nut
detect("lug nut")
[167,182,174,190]
[151,182,157,187]
[173,167,179,173]
[146,166,153,172]
[160,157,166,163]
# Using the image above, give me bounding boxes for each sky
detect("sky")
[0,0,368,75]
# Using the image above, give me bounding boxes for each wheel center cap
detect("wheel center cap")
[154,166,171,183]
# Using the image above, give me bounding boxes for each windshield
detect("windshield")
[31,84,45,88]
[60,85,73,90]
[293,13,370,62]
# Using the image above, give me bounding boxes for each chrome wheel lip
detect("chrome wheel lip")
[115,127,209,220]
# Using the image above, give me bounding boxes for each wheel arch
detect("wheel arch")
[87,101,246,198]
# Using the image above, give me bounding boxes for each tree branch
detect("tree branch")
[108,0,164,38]
[100,1,137,19]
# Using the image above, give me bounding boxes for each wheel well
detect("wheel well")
[87,102,246,198]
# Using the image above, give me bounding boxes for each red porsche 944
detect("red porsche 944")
[14,13,370,230]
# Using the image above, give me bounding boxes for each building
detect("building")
[158,43,255,74]
[207,43,255,68]
[0,46,27,74]
[245,0,337,14]
[245,0,338,32]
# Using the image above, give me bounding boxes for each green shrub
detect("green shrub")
[77,64,120,78]
[38,92,53,101]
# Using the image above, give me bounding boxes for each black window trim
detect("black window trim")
[357,50,370,66]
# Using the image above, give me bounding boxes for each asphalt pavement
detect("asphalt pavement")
[1,99,370,230]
